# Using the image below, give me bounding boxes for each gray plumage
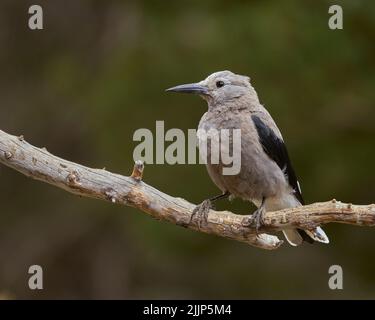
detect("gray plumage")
[167,70,329,246]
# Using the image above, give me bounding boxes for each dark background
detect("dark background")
[0,0,374,299]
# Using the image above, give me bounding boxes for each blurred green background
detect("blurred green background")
[0,0,374,299]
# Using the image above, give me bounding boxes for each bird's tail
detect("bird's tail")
[282,227,329,246]
[263,194,329,246]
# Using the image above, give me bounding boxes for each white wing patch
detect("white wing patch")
[297,181,302,194]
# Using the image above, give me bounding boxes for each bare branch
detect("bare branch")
[0,129,374,250]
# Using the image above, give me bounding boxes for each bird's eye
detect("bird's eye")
[216,80,225,88]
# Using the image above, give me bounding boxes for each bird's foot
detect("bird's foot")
[241,207,265,233]
[190,199,213,229]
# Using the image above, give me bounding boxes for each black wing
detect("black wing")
[251,114,304,205]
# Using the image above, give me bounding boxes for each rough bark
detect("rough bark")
[1,129,374,250]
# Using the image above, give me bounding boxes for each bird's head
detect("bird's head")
[166,70,254,105]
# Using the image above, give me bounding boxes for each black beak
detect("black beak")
[166,83,208,95]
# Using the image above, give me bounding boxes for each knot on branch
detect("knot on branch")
[66,170,81,186]
[131,160,144,182]
[103,187,118,204]
[4,151,13,160]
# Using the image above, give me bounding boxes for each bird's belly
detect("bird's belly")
[200,135,288,202]
[198,110,289,202]
[205,159,287,202]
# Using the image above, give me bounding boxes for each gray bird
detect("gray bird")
[166,70,329,246]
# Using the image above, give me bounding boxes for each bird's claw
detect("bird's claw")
[190,199,213,229]
[241,208,265,233]
[253,209,265,232]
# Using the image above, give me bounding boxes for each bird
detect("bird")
[166,70,329,246]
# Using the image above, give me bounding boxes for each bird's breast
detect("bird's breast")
[197,110,288,201]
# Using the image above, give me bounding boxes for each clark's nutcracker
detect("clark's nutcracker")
[166,70,329,246]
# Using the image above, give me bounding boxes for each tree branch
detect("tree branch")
[0,129,374,250]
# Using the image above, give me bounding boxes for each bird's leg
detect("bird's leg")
[208,191,231,203]
[190,191,230,228]
[242,197,266,232]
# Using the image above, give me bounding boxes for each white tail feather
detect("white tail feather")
[282,229,303,246]
[304,227,330,244]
